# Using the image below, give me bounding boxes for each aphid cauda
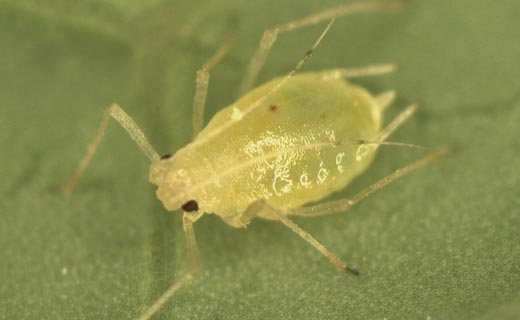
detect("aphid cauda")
[60,1,446,319]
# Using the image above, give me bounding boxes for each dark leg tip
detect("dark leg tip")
[346,267,360,277]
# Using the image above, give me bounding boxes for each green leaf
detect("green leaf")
[1,1,519,319]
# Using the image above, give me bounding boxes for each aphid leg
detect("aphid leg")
[249,200,358,275]
[222,200,269,228]
[276,213,359,274]
[239,0,399,95]
[321,63,398,80]
[287,147,448,218]
[138,211,203,320]
[355,103,417,159]
[192,29,237,138]
[377,103,417,142]
[375,90,396,111]
[59,103,159,195]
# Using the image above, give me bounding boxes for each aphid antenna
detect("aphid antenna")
[375,90,397,111]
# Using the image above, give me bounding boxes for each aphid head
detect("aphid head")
[149,151,203,213]
[149,153,174,186]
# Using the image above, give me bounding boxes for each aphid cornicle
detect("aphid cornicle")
[60,1,447,319]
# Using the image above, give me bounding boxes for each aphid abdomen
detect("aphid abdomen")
[167,72,382,220]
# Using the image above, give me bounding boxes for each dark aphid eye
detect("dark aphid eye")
[181,200,199,212]
[161,153,173,160]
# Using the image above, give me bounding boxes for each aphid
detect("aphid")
[60,1,446,319]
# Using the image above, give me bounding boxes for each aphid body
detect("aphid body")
[151,73,380,226]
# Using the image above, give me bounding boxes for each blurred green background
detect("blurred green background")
[1,0,519,319]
